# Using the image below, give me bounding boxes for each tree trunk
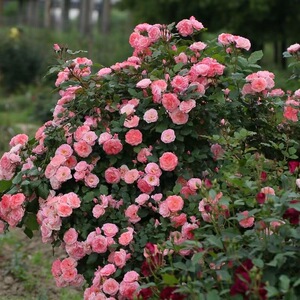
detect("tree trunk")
[61,0,71,31]
[44,0,52,28]
[26,0,39,27]
[79,0,94,37]
[101,0,111,35]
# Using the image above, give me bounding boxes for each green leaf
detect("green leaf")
[99,185,108,195]
[206,290,221,300]
[24,213,39,231]
[248,50,264,64]
[162,273,179,285]
[23,227,34,239]
[12,172,23,185]
[279,275,290,292]
[206,236,223,249]
[0,180,12,192]
[37,182,50,200]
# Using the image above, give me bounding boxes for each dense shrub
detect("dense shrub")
[0,17,300,299]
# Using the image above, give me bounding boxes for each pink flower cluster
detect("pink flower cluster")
[283,89,300,122]
[242,70,275,96]
[0,193,25,227]
[218,33,251,51]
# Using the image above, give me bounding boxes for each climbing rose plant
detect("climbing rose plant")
[1,16,300,299]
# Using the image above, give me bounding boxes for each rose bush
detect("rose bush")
[0,16,300,299]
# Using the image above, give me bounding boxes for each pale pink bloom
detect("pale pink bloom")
[152,193,163,202]
[50,154,67,167]
[74,125,90,141]
[218,33,234,46]
[99,264,116,277]
[234,35,251,51]
[166,195,184,212]
[125,204,141,224]
[56,202,72,217]
[120,103,135,116]
[92,204,106,218]
[66,192,81,208]
[62,268,78,282]
[171,213,187,227]
[103,138,123,155]
[146,24,161,40]
[123,271,139,283]
[176,18,193,36]
[179,99,196,113]
[260,186,275,196]
[189,41,207,52]
[284,105,299,122]
[118,227,134,246]
[144,162,162,176]
[91,235,108,253]
[102,278,119,296]
[119,281,140,299]
[143,174,160,186]
[135,193,150,205]
[169,108,189,125]
[151,79,167,103]
[97,67,112,77]
[158,201,171,217]
[82,131,98,146]
[53,43,61,51]
[51,259,62,277]
[137,147,152,163]
[124,115,140,128]
[98,132,112,145]
[161,129,176,144]
[102,223,119,237]
[190,16,204,30]
[251,77,267,92]
[64,155,77,169]
[171,75,189,93]
[174,52,188,64]
[55,166,72,182]
[55,68,69,86]
[9,134,28,147]
[159,152,178,171]
[63,228,78,245]
[84,173,99,188]
[119,164,129,180]
[287,43,300,54]
[238,211,255,228]
[74,140,92,158]
[61,257,77,271]
[73,57,92,67]
[124,169,140,184]
[108,249,127,268]
[136,78,152,88]
[143,108,158,123]
[162,93,180,112]
[55,144,73,158]
[105,167,121,184]
[75,160,89,172]
[187,178,202,191]
[125,129,143,146]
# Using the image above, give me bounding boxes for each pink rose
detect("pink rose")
[118,227,134,246]
[123,271,139,283]
[169,108,189,125]
[98,132,112,145]
[91,235,108,253]
[125,204,141,224]
[179,99,196,113]
[136,78,152,88]
[103,138,123,155]
[250,77,267,92]
[92,204,105,218]
[159,152,178,171]
[124,115,140,128]
[171,75,189,93]
[99,264,116,277]
[63,228,78,245]
[238,211,255,228]
[9,134,28,147]
[102,278,119,296]
[102,223,119,237]
[124,169,140,184]
[176,19,193,37]
[234,35,251,51]
[125,129,143,146]
[161,129,176,144]
[143,108,158,123]
[162,93,180,112]
[105,167,121,184]
[73,140,92,158]
[166,195,184,212]
[109,249,127,268]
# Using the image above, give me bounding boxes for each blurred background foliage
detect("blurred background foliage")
[0,0,299,154]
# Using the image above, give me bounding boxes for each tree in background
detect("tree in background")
[118,0,300,67]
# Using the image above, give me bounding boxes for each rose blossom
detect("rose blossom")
[103,138,123,155]
[136,78,152,88]
[166,195,184,212]
[102,278,119,296]
[125,204,141,224]
[238,211,255,228]
[159,152,178,171]
[143,108,158,123]
[162,93,180,112]
[125,129,143,146]
[105,167,121,184]
[161,129,176,143]
[102,223,119,237]
[118,227,134,246]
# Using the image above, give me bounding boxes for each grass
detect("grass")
[0,229,83,300]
